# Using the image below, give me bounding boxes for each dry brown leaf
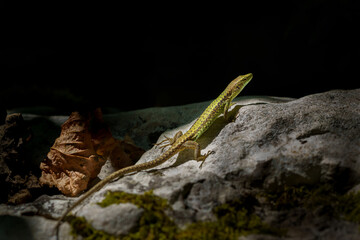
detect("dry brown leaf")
[7,189,32,205]
[90,108,119,159]
[109,139,145,169]
[39,109,145,197]
[39,111,106,196]
[88,109,144,170]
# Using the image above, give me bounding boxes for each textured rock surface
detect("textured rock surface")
[78,203,143,236]
[1,90,360,239]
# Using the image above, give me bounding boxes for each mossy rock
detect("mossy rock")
[264,184,360,226]
[69,190,282,240]
[68,185,360,239]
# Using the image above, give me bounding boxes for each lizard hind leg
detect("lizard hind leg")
[182,140,214,168]
[154,131,183,151]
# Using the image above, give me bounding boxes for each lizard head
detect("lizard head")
[227,73,253,99]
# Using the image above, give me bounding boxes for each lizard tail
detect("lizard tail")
[55,145,178,236]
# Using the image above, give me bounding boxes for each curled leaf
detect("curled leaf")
[39,109,145,197]
[40,111,106,196]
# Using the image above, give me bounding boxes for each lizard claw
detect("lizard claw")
[198,150,215,169]
[154,136,172,151]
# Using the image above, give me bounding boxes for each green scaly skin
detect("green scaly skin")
[55,73,253,235]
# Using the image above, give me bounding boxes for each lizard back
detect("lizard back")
[189,87,232,141]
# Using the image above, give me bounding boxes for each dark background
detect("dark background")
[1,1,359,115]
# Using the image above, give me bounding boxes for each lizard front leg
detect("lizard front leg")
[155,131,183,150]
[223,100,236,120]
[181,140,213,168]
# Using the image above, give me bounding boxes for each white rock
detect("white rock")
[77,203,143,236]
[2,90,360,239]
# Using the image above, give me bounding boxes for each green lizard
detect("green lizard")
[55,73,253,235]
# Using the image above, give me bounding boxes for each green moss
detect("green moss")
[68,186,360,239]
[69,191,282,240]
[264,184,339,212]
[67,215,116,240]
[264,185,312,210]
[98,190,177,240]
[337,191,360,224]
[176,200,282,240]
[98,190,169,212]
[264,184,360,227]
[67,191,176,240]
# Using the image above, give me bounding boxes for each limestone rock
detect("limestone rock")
[83,89,360,239]
[1,90,360,239]
[78,203,144,236]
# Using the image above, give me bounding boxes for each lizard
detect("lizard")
[55,73,253,235]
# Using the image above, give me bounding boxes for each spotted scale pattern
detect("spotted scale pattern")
[56,73,253,232]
